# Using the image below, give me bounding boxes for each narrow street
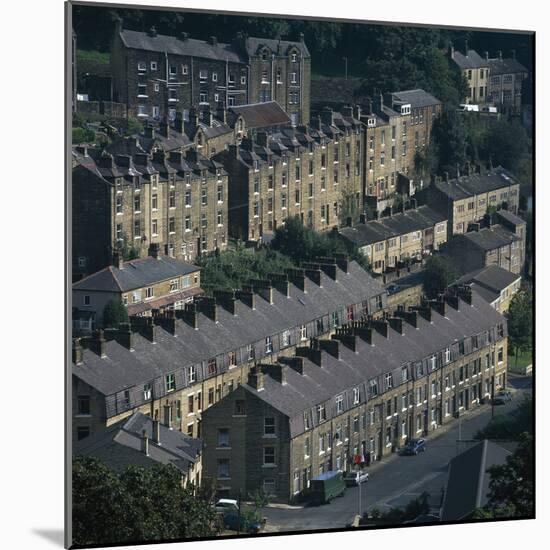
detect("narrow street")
[261,374,532,533]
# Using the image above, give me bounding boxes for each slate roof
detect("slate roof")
[339,206,446,247]
[120,29,246,64]
[459,224,520,251]
[75,411,201,475]
[487,57,528,76]
[392,89,442,108]
[73,262,385,397]
[454,264,521,295]
[440,440,511,521]
[434,166,521,200]
[496,209,525,227]
[452,49,489,70]
[240,292,504,437]
[246,36,310,58]
[228,101,291,129]
[73,256,200,293]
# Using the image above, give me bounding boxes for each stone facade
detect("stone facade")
[201,289,508,502]
[71,260,387,446]
[72,145,228,279]
[215,107,363,241]
[110,25,311,126]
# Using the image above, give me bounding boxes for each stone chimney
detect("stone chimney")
[395,308,419,328]
[296,346,323,367]
[141,429,149,456]
[152,310,177,335]
[131,316,157,342]
[152,419,161,445]
[248,365,264,391]
[250,279,274,304]
[216,100,227,124]
[115,322,133,350]
[346,216,352,227]
[430,297,447,317]
[265,363,287,384]
[484,51,489,61]
[174,111,184,133]
[284,356,305,375]
[314,259,338,281]
[112,250,124,269]
[321,107,334,127]
[465,40,469,55]
[319,339,340,359]
[209,36,218,46]
[341,105,353,118]
[195,296,218,322]
[388,317,405,335]
[163,404,173,430]
[498,50,503,61]
[180,32,189,41]
[304,266,323,287]
[213,290,238,315]
[175,303,198,329]
[409,198,417,210]
[334,254,349,273]
[148,242,161,259]
[267,273,290,297]
[359,213,367,224]
[72,338,83,365]
[90,329,106,358]
[286,268,307,292]
[353,104,362,120]
[236,288,255,309]
[299,32,305,43]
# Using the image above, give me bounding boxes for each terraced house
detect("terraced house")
[201,286,508,503]
[71,258,386,445]
[72,143,228,279]
[338,204,447,274]
[428,165,521,236]
[110,23,311,125]
[216,105,363,241]
[360,89,441,212]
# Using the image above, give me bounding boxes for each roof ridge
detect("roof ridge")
[108,265,124,292]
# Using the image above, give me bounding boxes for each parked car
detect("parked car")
[492,390,512,405]
[481,105,498,114]
[400,438,426,455]
[214,498,239,514]
[458,103,479,112]
[223,512,263,534]
[344,470,370,487]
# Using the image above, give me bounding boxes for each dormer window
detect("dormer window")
[262,50,268,61]
[400,104,411,115]
[367,117,376,127]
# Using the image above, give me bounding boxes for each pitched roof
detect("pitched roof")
[73,262,386,397]
[120,29,246,64]
[239,292,504,437]
[339,206,446,247]
[229,101,291,129]
[392,89,442,108]
[246,36,310,58]
[434,166,521,200]
[487,57,528,76]
[460,224,520,251]
[440,440,511,521]
[73,256,200,293]
[454,264,521,295]
[452,49,489,70]
[75,411,201,475]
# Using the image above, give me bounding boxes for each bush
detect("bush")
[102,299,129,328]
[72,127,95,144]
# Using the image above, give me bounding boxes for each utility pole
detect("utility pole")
[342,57,348,80]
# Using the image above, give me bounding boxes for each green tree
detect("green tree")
[72,127,95,144]
[127,117,144,135]
[422,255,457,299]
[102,299,129,328]
[475,395,532,441]
[506,290,532,368]
[430,108,468,175]
[484,433,534,518]
[72,456,220,546]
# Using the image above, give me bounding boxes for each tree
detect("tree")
[72,456,220,546]
[72,127,95,144]
[422,255,457,299]
[430,108,468,175]
[475,395,532,441]
[126,117,144,135]
[506,290,532,367]
[102,299,129,328]
[484,433,534,518]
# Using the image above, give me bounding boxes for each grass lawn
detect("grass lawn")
[508,349,532,374]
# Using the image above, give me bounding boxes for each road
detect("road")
[261,374,532,533]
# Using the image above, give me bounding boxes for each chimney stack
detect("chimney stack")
[265,363,288,384]
[90,329,107,358]
[216,100,227,124]
[286,268,307,292]
[174,111,184,134]
[213,290,238,315]
[236,288,255,309]
[267,273,290,297]
[152,419,161,445]
[148,242,161,259]
[116,322,133,350]
[449,42,455,59]
[334,253,349,273]
[141,429,149,455]
[175,302,198,329]
[163,404,172,430]
[359,213,366,224]
[498,50,503,61]
[112,250,124,269]
[321,106,334,127]
[248,365,264,391]
[72,338,83,365]
[319,338,340,359]
[209,36,218,46]
[195,296,218,322]
[250,279,274,304]
[484,51,489,61]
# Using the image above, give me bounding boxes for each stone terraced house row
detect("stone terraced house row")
[72,258,387,445]
[337,203,448,274]
[72,247,203,333]
[428,165,521,236]
[72,144,229,279]
[110,23,311,126]
[201,286,508,503]
[214,105,363,241]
